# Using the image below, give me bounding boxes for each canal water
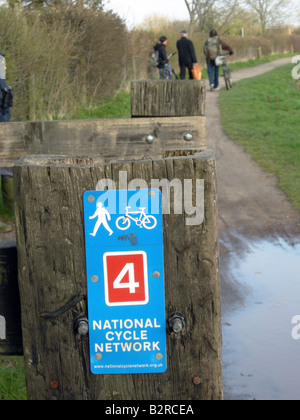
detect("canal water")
[222,237,300,400]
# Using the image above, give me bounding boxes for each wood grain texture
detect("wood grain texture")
[131,80,206,117]
[0,117,206,167]
[14,150,222,401]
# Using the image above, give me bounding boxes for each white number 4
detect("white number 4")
[113,263,140,294]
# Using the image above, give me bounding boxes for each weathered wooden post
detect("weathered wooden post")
[0,118,206,167]
[0,113,206,363]
[131,80,206,118]
[14,149,223,401]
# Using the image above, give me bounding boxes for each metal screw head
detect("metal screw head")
[91,275,99,283]
[156,353,163,361]
[184,133,193,142]
[146,135,155,144]
[148,190,156,198]
[193,377,202,386]
[87,195,95,203]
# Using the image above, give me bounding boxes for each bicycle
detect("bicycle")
[116,207,157,231]
[216,53,233,90]
[162,52,178,80]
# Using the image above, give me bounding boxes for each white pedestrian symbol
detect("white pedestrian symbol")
[90,202,113,237]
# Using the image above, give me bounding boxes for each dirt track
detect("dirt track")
[205,57,300,313]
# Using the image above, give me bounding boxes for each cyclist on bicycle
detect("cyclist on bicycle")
[204,29,233,91]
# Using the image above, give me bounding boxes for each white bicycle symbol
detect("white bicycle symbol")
[116,207,157,231]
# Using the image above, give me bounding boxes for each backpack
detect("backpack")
[205,37,221,61]
[150,49,159,67]
[2,85,13,109]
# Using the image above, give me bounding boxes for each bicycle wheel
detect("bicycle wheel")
[116,216,131,231]
[142,215,157,230]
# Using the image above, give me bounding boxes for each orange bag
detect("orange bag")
[192,63,202,80]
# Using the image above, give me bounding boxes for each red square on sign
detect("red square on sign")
[103,251,149,306]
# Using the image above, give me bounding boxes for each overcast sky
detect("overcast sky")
[105,0,300,28]
[105,0,190,27]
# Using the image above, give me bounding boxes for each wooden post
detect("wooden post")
[0,117,206,168]
[0,242,23,355]
[131,80,206,118]
[14,150,223,401]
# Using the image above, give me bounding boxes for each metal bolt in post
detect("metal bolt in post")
[75,316,89,336]
[184,133,193,142]
[167,312,186,333]
[145,135,155,145]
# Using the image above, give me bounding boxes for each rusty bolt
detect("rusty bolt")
[193,377,202,386]
[50,380,59,390]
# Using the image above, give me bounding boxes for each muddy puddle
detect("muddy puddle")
[222,237,300,400]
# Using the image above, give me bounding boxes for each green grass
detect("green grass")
[201,53,295,80]
[0,177,14,223]
[219,64,300,209]
[77,90,131,120]
[0,357,27,400]
[224,52,296,73]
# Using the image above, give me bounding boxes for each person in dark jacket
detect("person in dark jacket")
[0,51,13,233]
[0,52,11,122]
[154,36,168,80]
[176,31,198,80]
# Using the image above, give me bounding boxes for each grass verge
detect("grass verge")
[219,64,300,209]
[77,90,131,120]
[0,178,14,222]
[0,357,27,400]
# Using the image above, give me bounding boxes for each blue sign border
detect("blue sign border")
[83,189,167,375]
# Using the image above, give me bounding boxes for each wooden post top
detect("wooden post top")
[131,80,206,118]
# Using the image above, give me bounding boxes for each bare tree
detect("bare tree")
[245,0,292,35]
[184,0,239,34]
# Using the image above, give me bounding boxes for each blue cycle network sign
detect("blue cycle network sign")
[83,189,167,375]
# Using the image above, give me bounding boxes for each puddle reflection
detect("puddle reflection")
[222,238,300,400]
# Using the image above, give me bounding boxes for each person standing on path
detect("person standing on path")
[154,36,169,80]
[176,30,198,80]
[0,51,14,234]
[204,29,233,91]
